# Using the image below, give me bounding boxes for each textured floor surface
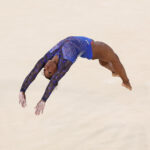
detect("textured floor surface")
[0,0,150,149]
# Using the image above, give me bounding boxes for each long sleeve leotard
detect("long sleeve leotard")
[20,36,93,102]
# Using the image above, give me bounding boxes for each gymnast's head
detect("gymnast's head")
[43,60,57,80]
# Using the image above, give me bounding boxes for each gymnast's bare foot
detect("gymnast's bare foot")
[122,81,132,90]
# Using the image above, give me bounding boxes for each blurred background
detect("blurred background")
[0,0,150,150]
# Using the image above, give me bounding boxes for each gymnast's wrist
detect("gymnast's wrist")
[41,98,47,102]
[20,88,26,93]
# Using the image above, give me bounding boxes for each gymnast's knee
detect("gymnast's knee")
[99,60,108,66]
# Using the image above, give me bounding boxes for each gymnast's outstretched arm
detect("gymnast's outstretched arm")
[19,51,53,108]
[42,59,72,101]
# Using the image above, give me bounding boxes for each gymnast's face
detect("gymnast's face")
[44,60,57,79]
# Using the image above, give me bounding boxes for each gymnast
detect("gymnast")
[19,36,132,115]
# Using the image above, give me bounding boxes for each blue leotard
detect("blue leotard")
[20,36,93,101]
[61,36,93,62]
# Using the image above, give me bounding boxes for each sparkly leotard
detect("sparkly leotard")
[20,36,93,101]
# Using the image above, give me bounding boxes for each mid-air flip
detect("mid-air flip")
[19,36,132,115]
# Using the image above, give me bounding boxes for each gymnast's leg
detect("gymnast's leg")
[97,45,132,90]
[99,60,119,77]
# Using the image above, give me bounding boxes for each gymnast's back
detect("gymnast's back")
[49,36,94,63]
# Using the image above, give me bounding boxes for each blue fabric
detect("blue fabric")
[20,36,93,102]
[74,36,93,59]
[50,36,93,63]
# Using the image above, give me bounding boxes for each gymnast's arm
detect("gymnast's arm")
[20,51,53,93]
[41,60,73,102]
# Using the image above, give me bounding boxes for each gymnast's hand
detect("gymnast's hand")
[35,100,46,115]
[19,91,27,108]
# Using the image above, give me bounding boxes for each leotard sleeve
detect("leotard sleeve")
[20,51,53,92]
[41,59,72,102]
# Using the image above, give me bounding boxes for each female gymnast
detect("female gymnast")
[19,36,132,115]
